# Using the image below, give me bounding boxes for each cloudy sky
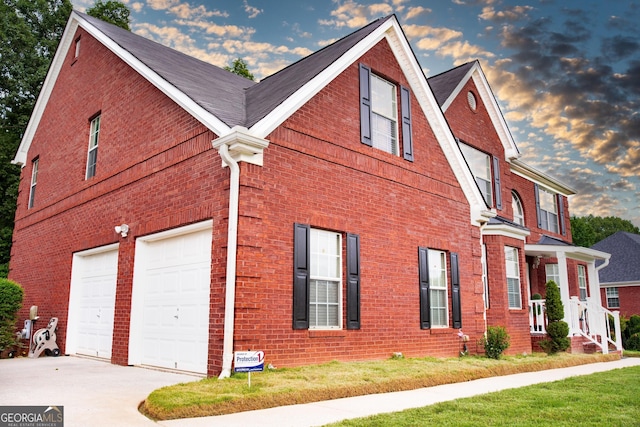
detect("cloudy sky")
[72,0,640,227]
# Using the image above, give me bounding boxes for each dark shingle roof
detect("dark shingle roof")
[427,61,476,107]
[77,12,254,128]
[77,12,394,130]
[591,231,640,283]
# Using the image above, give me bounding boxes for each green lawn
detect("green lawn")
[327,365,640,426]
[141,352,620,420]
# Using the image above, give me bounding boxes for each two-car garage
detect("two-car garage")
[66,221,213,375]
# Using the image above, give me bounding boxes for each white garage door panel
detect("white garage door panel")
[139,227,211,374]
[73,249,118,359]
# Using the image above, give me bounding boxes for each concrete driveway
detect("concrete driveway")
[0,355,200,426]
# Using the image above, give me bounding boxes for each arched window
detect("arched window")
[512,191,524,226]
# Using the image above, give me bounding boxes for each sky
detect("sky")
[71,0,640,227]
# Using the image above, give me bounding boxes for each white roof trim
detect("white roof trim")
[600,281,640,288]
[13,11,231,166]
[483,223,530,240]
[439,62,520,161]
[525,244,610,263]
[511,159,576,195]
[251,17,489,226]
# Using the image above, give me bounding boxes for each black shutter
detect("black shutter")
[401,85,414,161]
[293,223,310,329]
[492,156,502,210]
[450,252,462,329]
[558,194,566,235]
[346,233,361,329]
[534,183,542,228]
[359,63,372,146]
[418,247,431,329]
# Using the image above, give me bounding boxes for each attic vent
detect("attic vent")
[467,91,477,111]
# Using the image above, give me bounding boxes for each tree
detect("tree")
[0,0,72,277]
[87,0,131,31]
[224,58,255,81]
[540,280,570,354]
[570,215,640,247]
[0,278,23,354]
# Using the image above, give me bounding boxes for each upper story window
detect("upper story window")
[86,115,100,179]
[359,63,413,161]
[537,186,558,233]
[512,191,524,226]
[459,141,503,209]
[577,265,587,301]
[293,224,361,330]
[74,36,81,59]
[505,246,522,309]
[28,158,39,209]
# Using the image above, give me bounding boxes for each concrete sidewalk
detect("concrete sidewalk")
[158,357,640,427]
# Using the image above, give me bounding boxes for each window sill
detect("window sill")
[429,328,451,335]
[308,330,346,338]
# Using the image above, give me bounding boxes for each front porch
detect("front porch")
[529,298,622,354]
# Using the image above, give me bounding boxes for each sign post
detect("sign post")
[234,350,265,388]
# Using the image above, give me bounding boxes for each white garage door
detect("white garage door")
[131,223,212,374]
[67,246,118,359]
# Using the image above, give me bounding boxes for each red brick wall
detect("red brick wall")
[229,40,485,367]
[9,28,228,369]
[600,286,640,318]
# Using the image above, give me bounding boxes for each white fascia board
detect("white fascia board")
[482,223,530,240]
[510,159,576,196]
[13,12,230,166]
[600,281,640,288]
[525,244,610,263]
[440,63,520,161]
[12,17,79,166]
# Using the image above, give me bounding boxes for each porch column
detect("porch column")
[556,252,572,328]
[586,261,603,307]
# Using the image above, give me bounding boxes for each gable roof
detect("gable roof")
[13,11,493,226]
[592,231,640,284]
[428,61,476,107]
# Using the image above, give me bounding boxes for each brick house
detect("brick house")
[592,232,640,318]
[9,12,620,377]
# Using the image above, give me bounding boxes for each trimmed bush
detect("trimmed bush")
[626,333,640,351]
[0,278,24,353]
[540,280,570,354]
[482,326,510,359]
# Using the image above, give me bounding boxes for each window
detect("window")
[359,64,413,161]
[28,158,39,209]
[459,142,492,206]
[74,36,81,59]
[293,224,361,330]
[512,191,524,226]
[505,246,522,309]
[309,229,342,328]
[545,263,559,286]
[577,265,587,301]
[536,186,558,233]
[418,248,461,329]
[86,115,100,179]
[606,287,619,309]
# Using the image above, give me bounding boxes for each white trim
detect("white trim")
[13,12,231,166]
[483,223,530,240]
[137,219,213,242]
[510,159,576,196]
[600,281,640,288]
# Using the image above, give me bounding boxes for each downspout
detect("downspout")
[217,143,239,379]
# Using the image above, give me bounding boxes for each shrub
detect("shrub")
[626,333,640,351]
[482,326,510,359]
[541,280,570,354]
[0,278,24,352]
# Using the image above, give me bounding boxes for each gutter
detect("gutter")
[212,127,269,379]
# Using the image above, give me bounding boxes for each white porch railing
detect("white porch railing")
[529,298,622,354]
[568,297,622,354]
[529,299,546,334]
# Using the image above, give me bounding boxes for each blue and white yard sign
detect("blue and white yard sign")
[234,350,265,372]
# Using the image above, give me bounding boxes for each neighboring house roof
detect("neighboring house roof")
[13,10,495,225]
[591,231,640,284]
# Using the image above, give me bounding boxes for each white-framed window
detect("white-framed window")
[512,191,524,226]
[538,187,558,233]
[309,229,342,329]
[371,74,398,155]
[577,265,587,301]
[505,246,522,309]
[28,158,39,209]
[428,249,448,327]
[86,115,100,179]
[459,142,492,206]
[606,287,619,309]
[74,36,81,59]
[545,263,559,286]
